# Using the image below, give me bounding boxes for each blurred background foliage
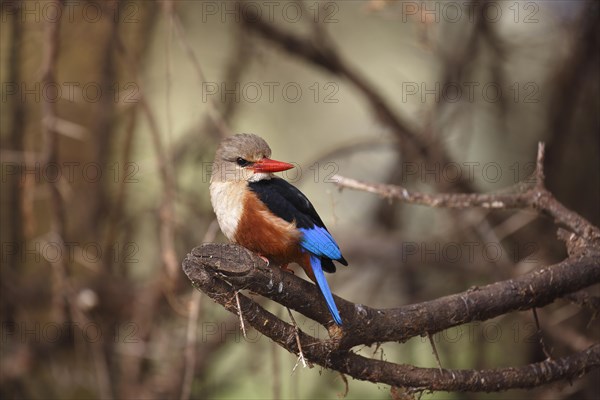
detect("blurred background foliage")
[1,0,598,399]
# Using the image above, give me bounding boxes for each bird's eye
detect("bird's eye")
[236,157,250,167]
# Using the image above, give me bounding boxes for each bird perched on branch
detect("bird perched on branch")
[210,133,347,325]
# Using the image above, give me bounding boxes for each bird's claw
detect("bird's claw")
[258,255,270,266]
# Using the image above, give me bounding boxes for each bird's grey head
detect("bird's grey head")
[210,133,293,183]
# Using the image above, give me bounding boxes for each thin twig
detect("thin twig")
[103,106,138,274]
[41,0,69,324]
[139,97,179,282]
[338,372,349,398]
[427,333,443,372]
[235,291,247,339]
[7,0,25,287]
[532,308,552,359]
[535,142,546,189]
[287,308,308,370]
[180,290,202,400]
[170,8,231,138]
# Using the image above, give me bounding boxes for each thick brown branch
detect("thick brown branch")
[183,244,600,349]
[337,345,599,392]
[182,244,600,392]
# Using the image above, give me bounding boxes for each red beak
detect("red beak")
[252,158,294,173]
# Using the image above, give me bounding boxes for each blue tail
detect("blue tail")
[310,255,342,325]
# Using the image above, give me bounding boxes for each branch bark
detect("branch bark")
[183,243,600,346]
[182,243,600,392]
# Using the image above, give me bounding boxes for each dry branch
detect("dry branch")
[182,243,599,392]
[183,243,599,347]
[331,174,600,245]
[331,144,600,245]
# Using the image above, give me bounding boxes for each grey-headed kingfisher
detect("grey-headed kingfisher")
[209,133,347,325]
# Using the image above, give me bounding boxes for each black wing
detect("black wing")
[249,178,324,229]
[248,178,348,269]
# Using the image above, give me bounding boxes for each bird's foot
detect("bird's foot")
[258,254,270,266]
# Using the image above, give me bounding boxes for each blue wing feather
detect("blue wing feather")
[298,227,342,260]
[310,255,342,325]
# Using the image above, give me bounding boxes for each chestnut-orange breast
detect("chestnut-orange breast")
[234,189,303,265]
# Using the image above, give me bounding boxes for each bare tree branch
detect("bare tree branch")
[183,243,599,348]
[331,144,600,245]
[332,173,600,244]
[182,243,599,392]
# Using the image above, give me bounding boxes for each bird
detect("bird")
[209,133,347,325]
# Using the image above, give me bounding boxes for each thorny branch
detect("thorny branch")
[182,144,600,392]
